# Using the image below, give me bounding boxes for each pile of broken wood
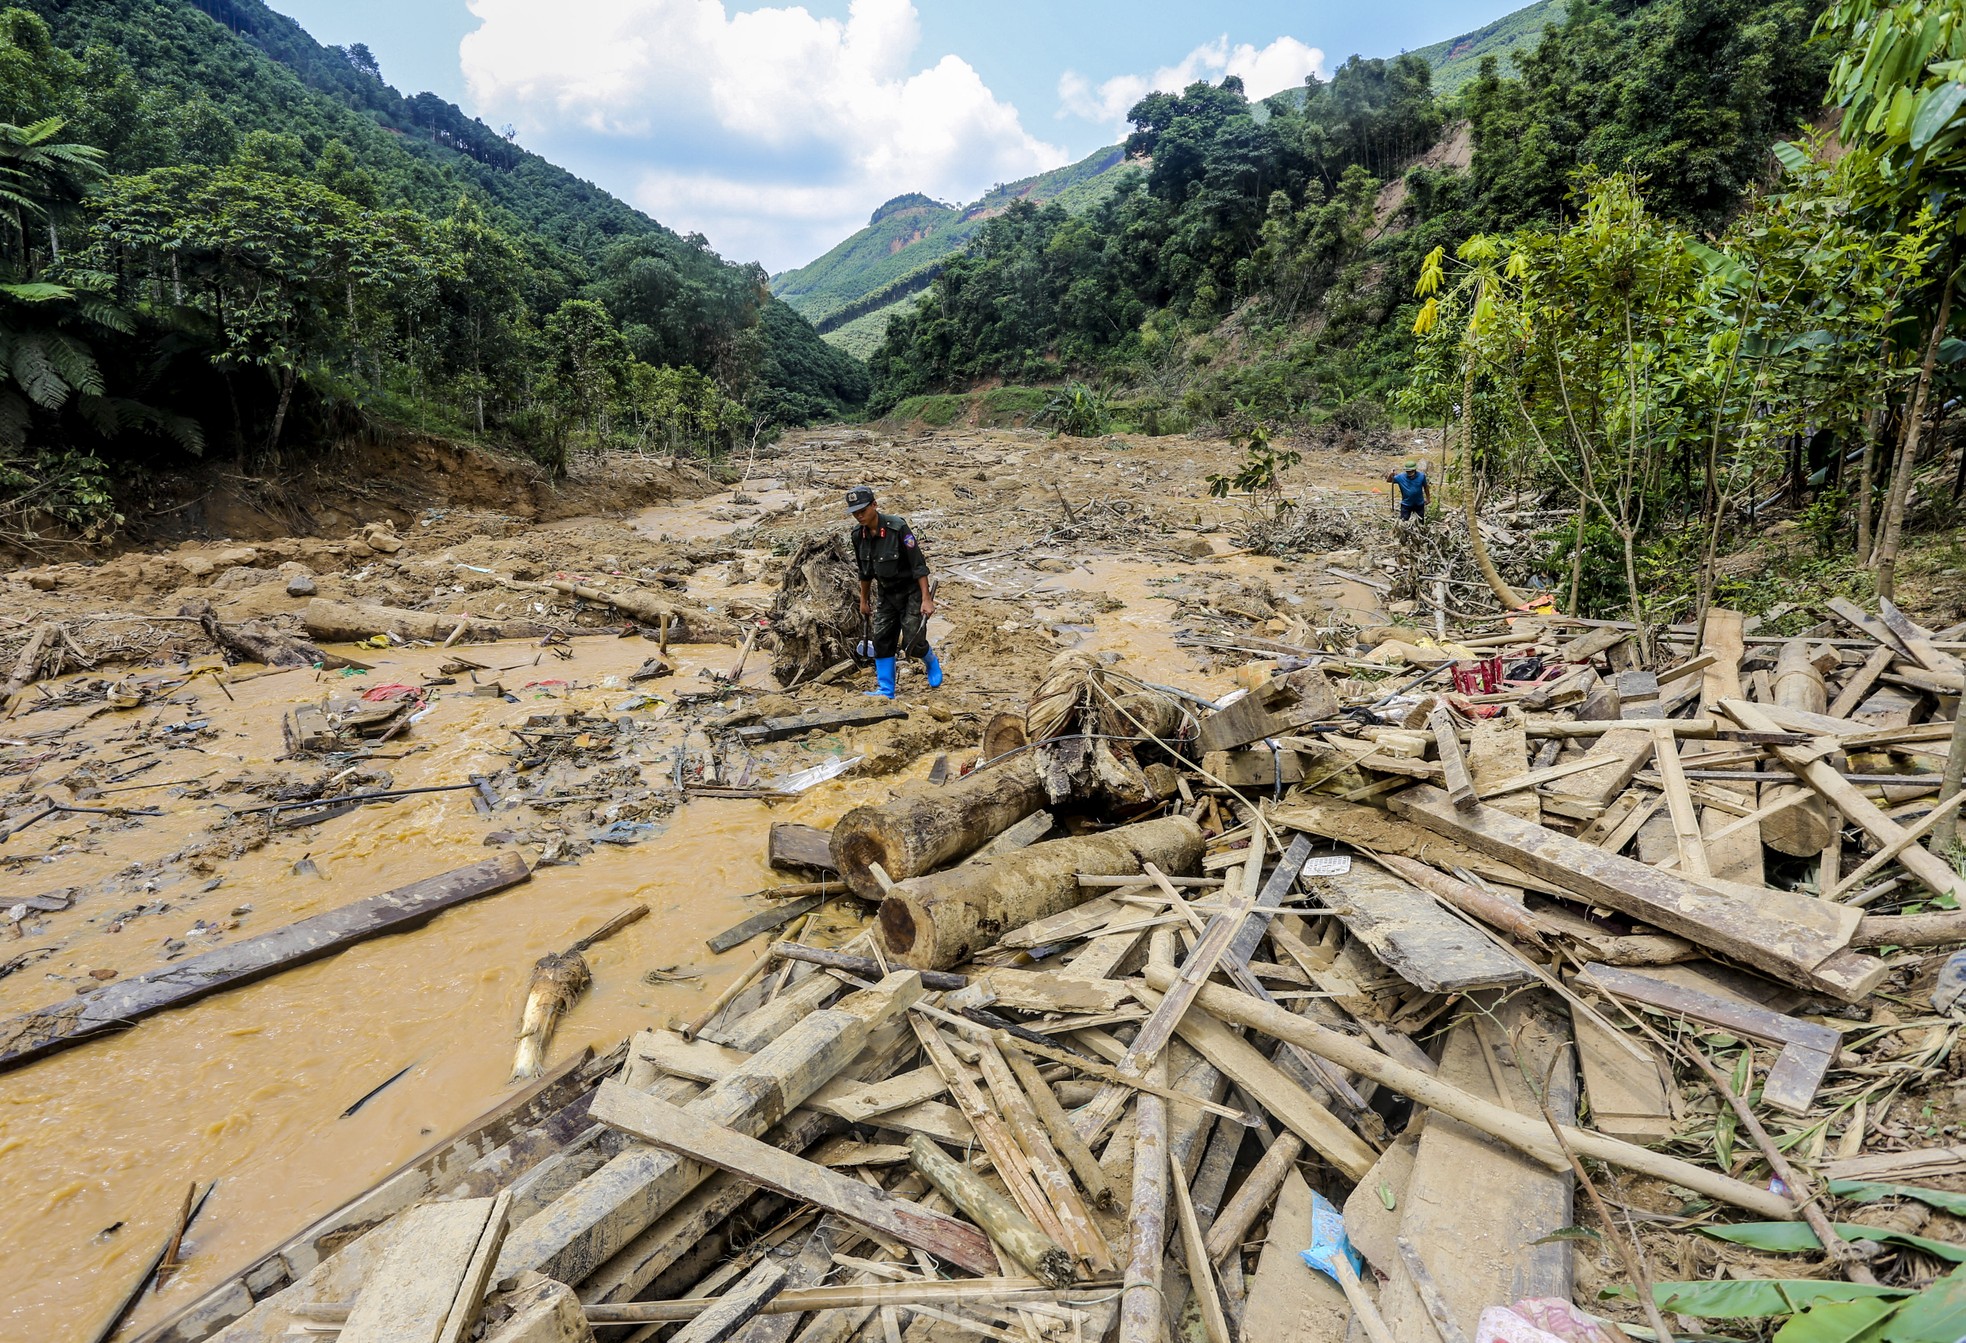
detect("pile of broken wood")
[137,597,1966,1343]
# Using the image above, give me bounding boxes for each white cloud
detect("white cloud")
[1058,35,1326,136]
[459,0,1068,271]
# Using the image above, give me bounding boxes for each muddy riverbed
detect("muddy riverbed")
[0,425,1411,1340]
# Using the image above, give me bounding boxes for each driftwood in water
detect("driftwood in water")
[0,854,533,1072]
[181,599,330,668]
[877,815,1205,969]
[302,599,551,645]
[511,906,648,1081]
[831,760,1047,898]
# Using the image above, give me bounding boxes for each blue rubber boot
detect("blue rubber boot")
[865,657,896,699]
[922,647,944,689]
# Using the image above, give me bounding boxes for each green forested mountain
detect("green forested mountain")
[1407,0,1565,94]
[868,0,1831,416]
[776,1,1568,353]
[769,146,1141,357]
[0,0,865,534]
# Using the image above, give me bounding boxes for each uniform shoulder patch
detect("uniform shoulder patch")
[904,534,917,547]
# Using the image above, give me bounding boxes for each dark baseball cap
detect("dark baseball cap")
[845,485,875,513]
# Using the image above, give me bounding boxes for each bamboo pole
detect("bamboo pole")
[1143,967,1795,1220]
[1117,1057,1170,1343]
[1202,1131,1304,1264]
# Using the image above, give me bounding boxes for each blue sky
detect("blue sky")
[270,1,1524,272]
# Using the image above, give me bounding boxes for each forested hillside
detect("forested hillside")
[870,0,1831,417]
[769,147,1141,358]
[0,0,866,538]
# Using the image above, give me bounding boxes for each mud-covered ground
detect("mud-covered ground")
[0,424,1422,1339]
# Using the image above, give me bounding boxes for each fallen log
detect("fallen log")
[1852,911,1966,948]
[831,760,1048,898]
[181,599,330,669]
[878,815,1205,969]
[906,1132,1074,1286]
[1143,966,1795,1221]
[302,599,551,645]
[0,854,532,1072]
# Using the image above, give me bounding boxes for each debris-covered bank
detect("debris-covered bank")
[2,426,1964,1343]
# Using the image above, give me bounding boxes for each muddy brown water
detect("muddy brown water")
[1,475,1382,1341]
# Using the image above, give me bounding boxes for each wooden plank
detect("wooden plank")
[1578,964,1839,1115]
[998,894,1129,949]
[973,809,1054,860]
[670,1261,789,1343]
[1388,787,1863,997]
[1376,998,1573,1343]
[1650,725,1711,878]
[733,707,907,743]
[495,972,923,1289]
[1570,1010,1675,1141]
[707,896,824,955]
[1466,716,1539,822]
[0,854,532,1072]
[1149,986,1377,1181]
[965,969,1134,1015]
[1240,1169,1350,1343]
[632,1031,967,1135]
[1196,672,1338,754]
[341,1198,501,1343]
[437,1191,511,1343]
[1828,646,1895,719]
[1820,1145,1966,1182]
[1722,698,1966,904]
[1430,706,1478,809]
[769,824,838,875]
[589,1083,998,1275]
[1326,859,1533,994]
[1200,748,1308,788]
[1826,597,1918,661]
[1690,610,1763,883]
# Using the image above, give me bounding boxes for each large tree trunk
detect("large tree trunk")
[302,598,552,645]
[1875,265,1956,601]
[831,760,1047,898]
[877,815,1204,969]
[1763,640,1835,858]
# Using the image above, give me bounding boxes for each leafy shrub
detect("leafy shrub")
[1037,383,1110,437]
[979,386,1047,425]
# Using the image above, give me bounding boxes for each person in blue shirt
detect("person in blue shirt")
[1387,459,1429,522]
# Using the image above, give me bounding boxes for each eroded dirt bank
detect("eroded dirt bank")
[0,424,1409,1340]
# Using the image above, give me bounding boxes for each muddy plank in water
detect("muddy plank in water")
[0,853,533,1073]
[768,823,837,875]
[707,895,824,954]
[733,707,907,744]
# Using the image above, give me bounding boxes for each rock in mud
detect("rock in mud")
[286,574,318,597]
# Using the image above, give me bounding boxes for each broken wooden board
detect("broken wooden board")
[340,1194,508,1343]
[1579,963,1839,1115]
[962,969,1135,1015]
[1466,716,1539,823]
[1570,1008,1676,1141]
[1341,1132,1418,1271]
[0,853,533,1072]
[1389,787,1864,999]
[1688,609,1764,884]
[1239,1169,1351,1343]
[973,808,1055,860]
[1540,676,1660,814]
[998,894,1129,949]
[1820,1145,1966,1182]
[1200,747,1308,788]
[1269,797,1563,897]
[1328,859,1533,994]
[630,1030,975,1144]
[589,1082,998,1275]
[732,707,907,743]
[1195,670,1339,754]
[706,896,823,955]
[767,823,837,875]
[1376,995,1574,1343]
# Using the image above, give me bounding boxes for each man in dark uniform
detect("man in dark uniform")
[846,485,942,697]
